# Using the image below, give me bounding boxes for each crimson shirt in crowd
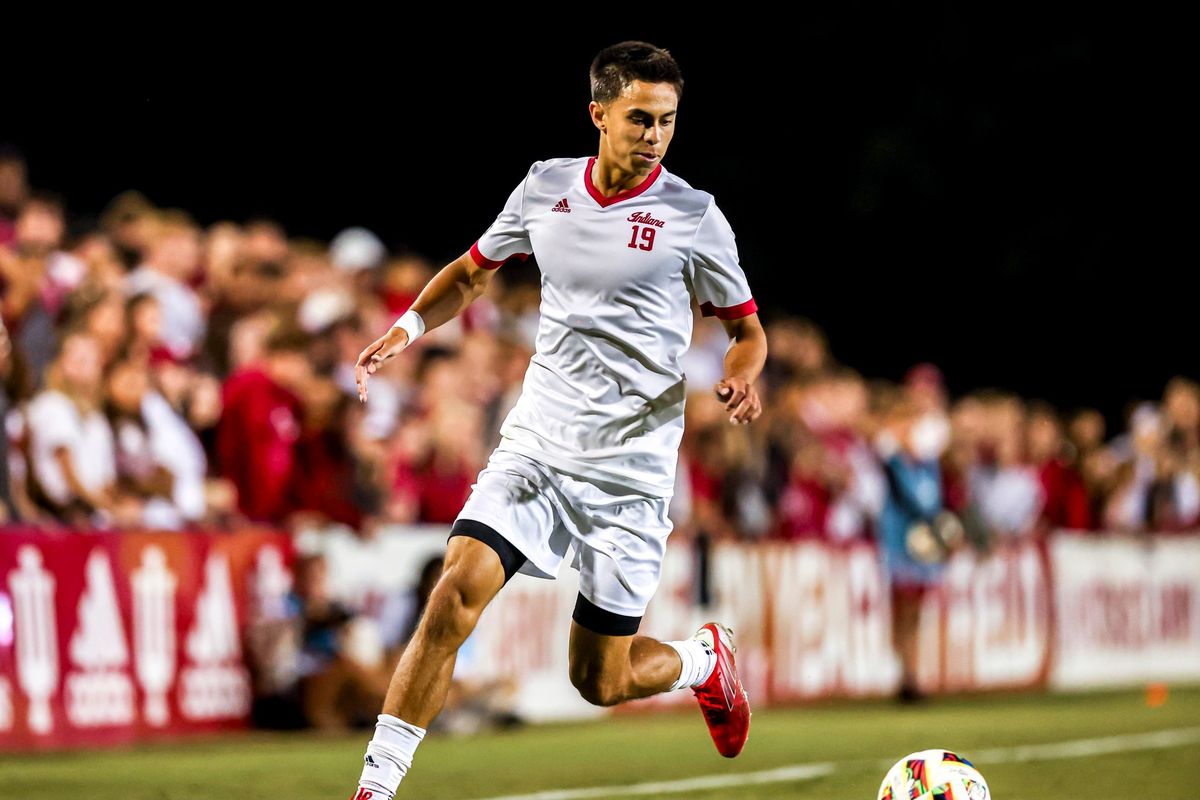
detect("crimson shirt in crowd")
[772,473,831,540]
[293,428,363,528]
[393,455,474,524]
[218,367,301,523]
[1037,457,1093,531]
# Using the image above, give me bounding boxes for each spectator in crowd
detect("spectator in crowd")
[763,317,831,389]
[247,553,389,730]
[1027,401,1092,531]
[293,552,390,730]
[2,315,48,526]
[25,332,125,526]
[904,362,948,416]
[126,213,205,360]
[1104,389,1200,533]
[969,393,1043,538]
[379,255,433,317]
[99,191,157,269]
[144,371,218,526]
[1163,377,1200,457]
[814,369,886,543]
[1067,407,1116,525]
[1104,403,1159,530]
[0,319,15,521]
[874,394,955,701]
[391,400,481,525]
[66,287,127,367]
[106,357,182,528]
[0,192,74,386]
[125,292,164,361]
[218,321,311,523]
[0,145,29,245]
[292,372,369,529]
[1095,400,1200,532]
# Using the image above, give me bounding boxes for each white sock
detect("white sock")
[665,637,717,691]
[357,714,427,799]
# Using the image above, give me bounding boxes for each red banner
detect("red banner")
[0,529,292,750]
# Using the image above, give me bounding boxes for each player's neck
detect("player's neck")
[592,149,656,197]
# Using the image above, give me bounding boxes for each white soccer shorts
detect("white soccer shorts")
[452,448,674,623]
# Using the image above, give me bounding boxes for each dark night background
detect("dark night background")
[5,12,1186,427]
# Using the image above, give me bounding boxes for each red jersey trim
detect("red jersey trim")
[584,156,663,208]
[700,298,759,320]
[470,241,529,270]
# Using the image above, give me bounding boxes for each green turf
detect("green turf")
[2,688,1198,799]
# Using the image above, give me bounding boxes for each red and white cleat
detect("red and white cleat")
[691,622,751,758]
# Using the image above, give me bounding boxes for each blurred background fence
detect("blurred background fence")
[3,526,1197,750]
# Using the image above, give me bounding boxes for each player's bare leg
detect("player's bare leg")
[568,619,751,757]
[568,624,684,705]
[354,537,506,799]
[383,537,506,725]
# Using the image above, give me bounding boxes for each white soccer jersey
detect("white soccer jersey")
[471,155,757,497]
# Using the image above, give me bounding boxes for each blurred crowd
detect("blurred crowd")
[3,144,1199,723]
[2,144,1199,546]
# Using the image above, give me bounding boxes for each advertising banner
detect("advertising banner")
[0,529,292,749]
[1049,534,1200,689]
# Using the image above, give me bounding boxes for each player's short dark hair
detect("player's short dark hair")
[590,41,683,105]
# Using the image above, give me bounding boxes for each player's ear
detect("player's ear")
[588,101,606,133]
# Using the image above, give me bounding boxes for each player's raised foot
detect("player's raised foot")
[691,622,751,758]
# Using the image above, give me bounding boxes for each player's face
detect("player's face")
[592,80,678,176]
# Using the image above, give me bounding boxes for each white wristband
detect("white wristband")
[391,309,425,346]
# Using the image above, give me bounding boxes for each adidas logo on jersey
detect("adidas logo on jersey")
[552,198,571,213]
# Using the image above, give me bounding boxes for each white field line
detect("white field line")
[474,726,1200,800]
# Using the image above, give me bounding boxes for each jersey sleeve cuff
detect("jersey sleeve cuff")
[700,298,758,320]
[470,241,530,270]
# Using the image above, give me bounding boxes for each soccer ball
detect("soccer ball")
[877,749,990,800]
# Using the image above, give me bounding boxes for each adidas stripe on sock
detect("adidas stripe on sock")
[665,637,717,691]
[357,714,427,799]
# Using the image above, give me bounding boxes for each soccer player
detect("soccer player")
[350,41,767,799]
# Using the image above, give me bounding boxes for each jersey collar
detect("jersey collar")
[584,156,664,208]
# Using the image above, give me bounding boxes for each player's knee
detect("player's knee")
[422,579,483,647]
[569,667,626,707]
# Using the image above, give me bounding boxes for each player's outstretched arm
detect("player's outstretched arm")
[713,313,768,425]
[355,249,495,401]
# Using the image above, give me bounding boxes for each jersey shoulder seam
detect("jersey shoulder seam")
[525,156,589,198]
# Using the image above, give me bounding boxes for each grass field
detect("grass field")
[3,687,1198,799]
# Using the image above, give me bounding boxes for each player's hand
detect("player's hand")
[355,327,410,403]
[714,377,762,425]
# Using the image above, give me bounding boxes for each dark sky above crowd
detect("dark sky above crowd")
[7,12,1184,428]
